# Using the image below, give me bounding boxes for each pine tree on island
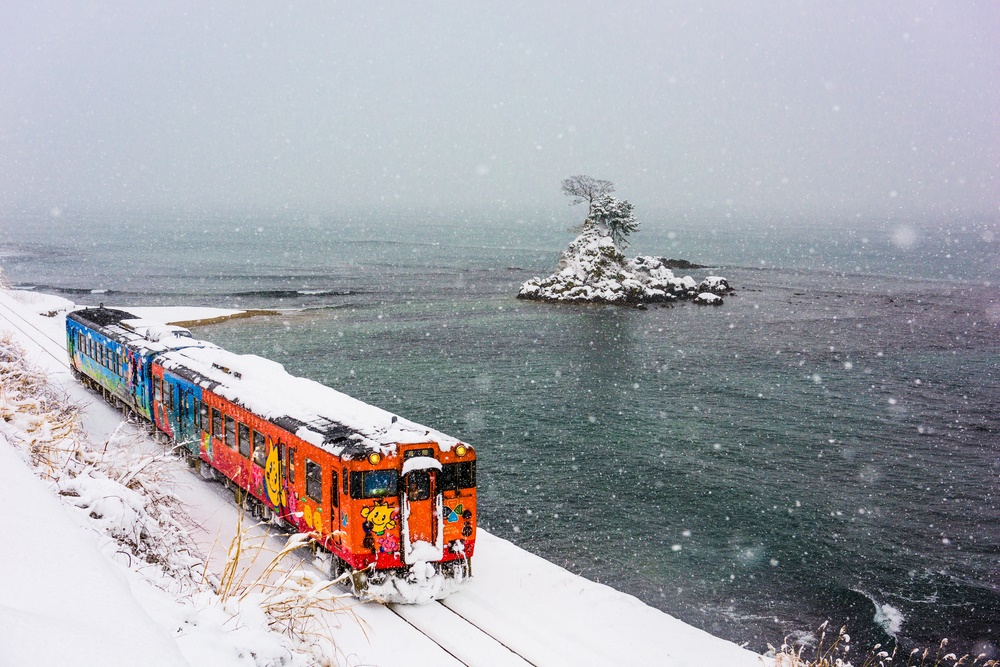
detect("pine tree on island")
[517,175,731,306]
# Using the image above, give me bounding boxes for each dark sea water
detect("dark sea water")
[2,210,998,657]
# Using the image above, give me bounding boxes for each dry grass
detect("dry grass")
[1,333,357,665]
[0,335,84,475]
[209,510,363,665]
[771,623,998,667]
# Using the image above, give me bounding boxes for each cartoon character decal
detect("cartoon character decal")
[445,503,474,539]
[264,442,285,508]
[378,534,400,554]
[360,499,397,536]
[302,503,322,531]
[444,503,473,523]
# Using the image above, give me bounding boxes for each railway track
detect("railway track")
[388,599,537,667]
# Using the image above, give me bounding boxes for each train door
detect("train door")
[264,439,293,519]
[401,458,443,564]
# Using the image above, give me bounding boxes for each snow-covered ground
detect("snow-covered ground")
[0,288,768,667]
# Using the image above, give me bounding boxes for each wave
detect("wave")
[853,589,906,638]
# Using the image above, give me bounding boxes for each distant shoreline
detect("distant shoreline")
[167,309,280,328]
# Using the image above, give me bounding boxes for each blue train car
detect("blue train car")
[66,306,206,422]
[151,358,208,456]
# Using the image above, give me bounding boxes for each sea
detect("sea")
[2,209,998,658]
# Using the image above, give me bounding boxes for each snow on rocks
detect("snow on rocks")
[518,224,732,306]
[698,276,731,294]
[693,292,724,306]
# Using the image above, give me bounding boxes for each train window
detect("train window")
[406,471,431,502]
[238,423,251,458]
[225,416,236,449]
[439,462,476,491]
[305,459,322,503]
[343,467,349,495]
[198,402,208,432]
[212,409,223,441]
[154,377,162,402]
[164,383,174,410]
[287,447,295,483]
[350,470,399,499]
[330,470,339,509]
[252,431,266,467]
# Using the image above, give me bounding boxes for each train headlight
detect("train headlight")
[455,445,468,458]
[368,452,381,465]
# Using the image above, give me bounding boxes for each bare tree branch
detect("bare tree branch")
[560,175,615,215]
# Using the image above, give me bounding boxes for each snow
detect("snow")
[0,442,188,667]
[402,455,443,474]
[694,292,724,305]
[159,342,465,456]
[0,287,768,666]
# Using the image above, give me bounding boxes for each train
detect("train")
[66,306,476,602]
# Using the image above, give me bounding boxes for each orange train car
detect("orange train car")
[152,343,476,601]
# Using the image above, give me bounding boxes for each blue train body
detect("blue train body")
[66,307,207,422]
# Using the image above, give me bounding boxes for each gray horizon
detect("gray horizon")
[2,1,998,224]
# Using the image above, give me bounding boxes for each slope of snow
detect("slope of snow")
[0,441,189,667]
[0,288,768,666]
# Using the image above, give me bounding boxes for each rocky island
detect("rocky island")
[518,175,733,307]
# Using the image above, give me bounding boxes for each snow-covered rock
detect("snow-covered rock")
[693,292,724,306]
[518,225,731,306]
[698,276,732,294]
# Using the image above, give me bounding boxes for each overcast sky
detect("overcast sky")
[2,1,997,221]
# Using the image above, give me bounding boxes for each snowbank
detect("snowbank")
[0,440,189,667]
[518,224,733,306]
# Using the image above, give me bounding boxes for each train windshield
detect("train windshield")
[353,469,398,498]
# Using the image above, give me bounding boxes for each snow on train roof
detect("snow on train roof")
[119,319,196,343]
[159,344,463,458]
[69,308,211,355]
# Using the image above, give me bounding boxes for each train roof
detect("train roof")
[157,344,464,459]
[68,307,212,356]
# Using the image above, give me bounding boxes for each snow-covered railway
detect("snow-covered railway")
[388,601,538,667]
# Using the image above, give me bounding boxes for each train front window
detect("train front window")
[406,471,431,501]
[439,462,476,491]
[350,470,399,499]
